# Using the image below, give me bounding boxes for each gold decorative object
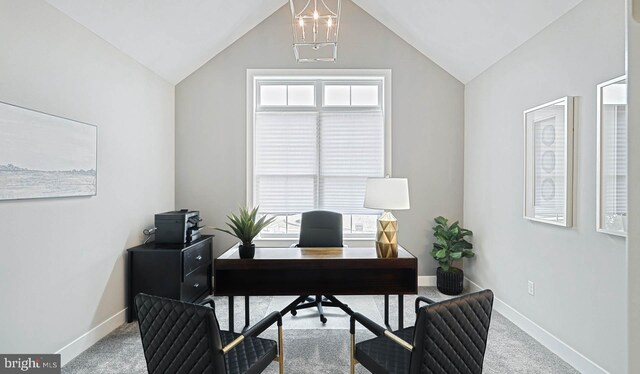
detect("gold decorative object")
[376,212,398,258]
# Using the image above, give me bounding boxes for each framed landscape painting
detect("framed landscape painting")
[0,101,97,201]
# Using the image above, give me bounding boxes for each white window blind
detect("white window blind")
[252,77,385,222]
[319,111,384,214]
[602,104,627,229]
[254,112,318,213]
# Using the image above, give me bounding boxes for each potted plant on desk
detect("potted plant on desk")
[214,206,276,259]
[430,216,475,295]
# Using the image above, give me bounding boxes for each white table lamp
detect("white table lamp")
[364,177,410,258]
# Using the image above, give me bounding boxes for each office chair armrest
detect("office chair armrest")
[197,297,215,309]
[221,311,283,354]
[381,330,414,352]
[350,312,413,352]
[415,296,436,313]
[244,311,282,338]
[350,312,386,336]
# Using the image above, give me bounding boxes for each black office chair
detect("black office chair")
[134,293,284,374]
[349,290,494,374]
[291,210,344,324]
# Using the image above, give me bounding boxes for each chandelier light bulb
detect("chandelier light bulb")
[327,17,333,27]
[313,10,319,20]
[298,17,304,27]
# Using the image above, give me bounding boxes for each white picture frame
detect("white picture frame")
[596,76,627,236]
[523,96,574,227]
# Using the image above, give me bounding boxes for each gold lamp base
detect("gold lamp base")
[376,211,398,258]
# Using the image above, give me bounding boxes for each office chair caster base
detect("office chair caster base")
[291,309,297,316]
[320,315,327,324]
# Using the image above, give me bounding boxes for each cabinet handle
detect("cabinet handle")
[194,283,200,288]
[196,255,202,260]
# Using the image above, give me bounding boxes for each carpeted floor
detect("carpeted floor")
[62,287,578,373]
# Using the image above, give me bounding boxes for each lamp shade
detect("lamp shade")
[364,178,410,210]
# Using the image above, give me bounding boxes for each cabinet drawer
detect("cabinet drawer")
[183,241,211,276]
[182,265,208,302]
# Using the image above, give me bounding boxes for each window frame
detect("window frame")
[321,80,383,109]
[256,80,317,110]
[246,69,392,240]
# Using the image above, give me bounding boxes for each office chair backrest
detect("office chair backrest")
[298,210,343,247]
[135,293,226,374]
[409,290,494,374]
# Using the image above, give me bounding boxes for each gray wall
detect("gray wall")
[464,0,626,372]
[175,0,464,275]
[0,0,175,359]
[628,0,640,372]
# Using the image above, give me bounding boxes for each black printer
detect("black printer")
[154,210,202,244]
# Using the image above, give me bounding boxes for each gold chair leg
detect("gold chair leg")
[278,325,284,374]
[350,333,357,374]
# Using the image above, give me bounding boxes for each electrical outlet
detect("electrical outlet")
[528,281,535,296]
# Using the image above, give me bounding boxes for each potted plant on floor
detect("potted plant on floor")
[215,206,276,259]
[431,216,475,295]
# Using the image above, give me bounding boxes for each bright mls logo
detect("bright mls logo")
[0,355,60,373]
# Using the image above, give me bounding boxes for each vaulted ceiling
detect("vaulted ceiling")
[352,0,583,83]
[45,0,583,84]
[44,0,285,83]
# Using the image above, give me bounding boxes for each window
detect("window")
[248,71,390,238]
[597,76,627,236]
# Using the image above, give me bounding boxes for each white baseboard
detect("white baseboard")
[418,275,436,287]
[465,278,609,374]
[57,308,127,367]
[419,275,480,289]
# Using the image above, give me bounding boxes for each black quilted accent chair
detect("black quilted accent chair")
[349,290,494,374]
[291,210,344,324]
[134,293,283,374]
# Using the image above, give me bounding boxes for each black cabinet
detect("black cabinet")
[127,235,214,322]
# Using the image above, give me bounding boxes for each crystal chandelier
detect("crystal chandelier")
[289,0,341,62]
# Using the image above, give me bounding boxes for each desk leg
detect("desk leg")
[384,295,391,330]
[398,295,403,330]
[229,296,234,332]
[243,296,250,332]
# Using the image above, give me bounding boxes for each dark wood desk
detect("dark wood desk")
[214,245,417,331]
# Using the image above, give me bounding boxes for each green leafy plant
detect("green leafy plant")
[214,206,276,247]
[430,216,474,272]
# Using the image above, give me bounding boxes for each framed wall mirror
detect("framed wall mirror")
[597,76,627,236]
[523,96,574,227]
